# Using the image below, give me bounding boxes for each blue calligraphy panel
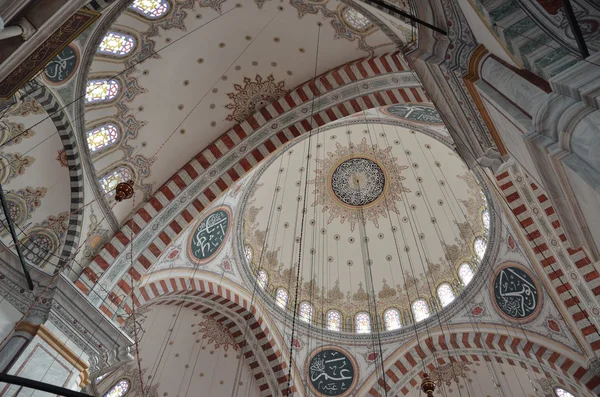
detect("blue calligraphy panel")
[383,104,443,124]
[308,349,356,396]
[44,45,78,84]
[188,208,230,264]
[493,266,539,320]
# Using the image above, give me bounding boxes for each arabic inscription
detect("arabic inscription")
[382,104,443,124]
[493,266,540,320]
[308,349,356,396]
[188,208,230,264]
[44,45,78,84]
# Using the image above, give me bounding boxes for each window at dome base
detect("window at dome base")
[482,209,490,231]
[104,379,129,397]
[555,388,576,397]
[412,299,430,323]
[384,308,401,331]
[130,0,169,18]
[458,263,474,286]
[257,270,268,289]
[355,312,371,333]
[437,283,455,307]
[275,288,288,308]
[87,123,119,153]
[99,166,133,197]
[245,246,253,263]
[474,237,487,261]
[299,302,313,323]
[342,7,372,31]
[326,310,342,332]
[85,79,120,103]
[98,32,135,56]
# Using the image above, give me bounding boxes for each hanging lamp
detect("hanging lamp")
[115,179,134,202]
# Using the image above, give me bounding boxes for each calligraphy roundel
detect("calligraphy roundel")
[43,44,80,85]
[187,207,232,265]
[491,264,542,323]
[381,104,443,124]
[306,347,358,396]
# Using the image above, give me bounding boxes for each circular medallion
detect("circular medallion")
[381,104,443,124]
[492,264,541,322]
[330,157,385,207]
[43,45,79,85]
[306,347,357,396]
[187,207,231,265]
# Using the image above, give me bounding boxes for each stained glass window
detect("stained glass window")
[245,246,253,263]
[437,283,455,307]
[99,166,133,197]
[555,388,576,397]
[412,299,430,323]
[384,308,401,331]
[104,379,129,397]
[87,124,119,153]
[85,79,120,103]
[355,312,371,333]
[275,288,288,309]
[130,0,169,18]
[326,310,342,332]
[299,302,313,323]
[343,7,372,30]
[98,32,136,56]
[458,263,474,286]
[482,209,490,231]
[257,270,268,289]
[474,237,487,261]
[95,374,107,384]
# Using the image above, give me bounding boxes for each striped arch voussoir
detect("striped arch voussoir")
[128,278,294,397]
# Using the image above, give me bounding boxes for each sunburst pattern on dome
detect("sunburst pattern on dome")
[310,138,410,231]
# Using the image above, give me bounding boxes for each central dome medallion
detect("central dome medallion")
[330,157,385,207]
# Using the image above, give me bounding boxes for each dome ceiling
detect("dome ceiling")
[84,0,413,223]
[240,120,490,331]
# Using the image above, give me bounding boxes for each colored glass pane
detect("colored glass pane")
[343,7,371,30]
[482,209,490,231]
[85,79,120,103]
[257,270,268,289]
[437,283,455,307]
[275,288,288,308]
[412,299,430,323]
[326,310,342,332]
[104,380,129,397]
[474,237,486,260]
[458,263,474,286]
[384,308,401,331]
[355,312,371,333]
[87,124,119,153]
[555,388,575,397]
[299,302,313,323]
[99,166,132,197]
[130,0,169,18]
[98,32,135,56]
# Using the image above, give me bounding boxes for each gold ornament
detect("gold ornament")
[421,373,435,397]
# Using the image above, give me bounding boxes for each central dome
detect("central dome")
[239,119,491,333]
[330,157,386,207]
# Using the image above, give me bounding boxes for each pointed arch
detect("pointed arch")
[97,31,136,57]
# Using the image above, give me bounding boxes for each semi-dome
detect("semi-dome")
[239,118,491,333]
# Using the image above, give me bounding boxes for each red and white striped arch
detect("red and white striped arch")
[76,52,429,310]
[134,276,299,397]
[361,329,600,396]
[496,165,600,354]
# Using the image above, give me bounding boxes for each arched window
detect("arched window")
[482,209,490,231]
[87,123,119,153]
[355,312,371,333]
[244,246,253,263]
[275,288,288,309]
[384,308,401,331]
[342,7,372,31]
[437,283,455,307]
[130,0,169,18]
[412,299,430,323]
[104,379,129,397]
[326,310,342,332]
[458,263,474,286]
[85,79,120,103]
[256,270,268,289]
[474,237,486,261]
[299,302,313,323]
[98,32,136,56]
[555,388,576,397]
[99,166,133,197]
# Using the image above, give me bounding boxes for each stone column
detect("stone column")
[0,319,41,373]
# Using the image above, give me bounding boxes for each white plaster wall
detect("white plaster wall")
[0,299,21,340]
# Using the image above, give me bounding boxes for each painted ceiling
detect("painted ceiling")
[84,0,413,223]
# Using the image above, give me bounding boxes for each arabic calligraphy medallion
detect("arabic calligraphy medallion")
[381,104,443,124]
[330,157,386,207]
[187,207,231,265]
[44,45,79,85]
[492,264,541,322]
[306,347,357,396]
